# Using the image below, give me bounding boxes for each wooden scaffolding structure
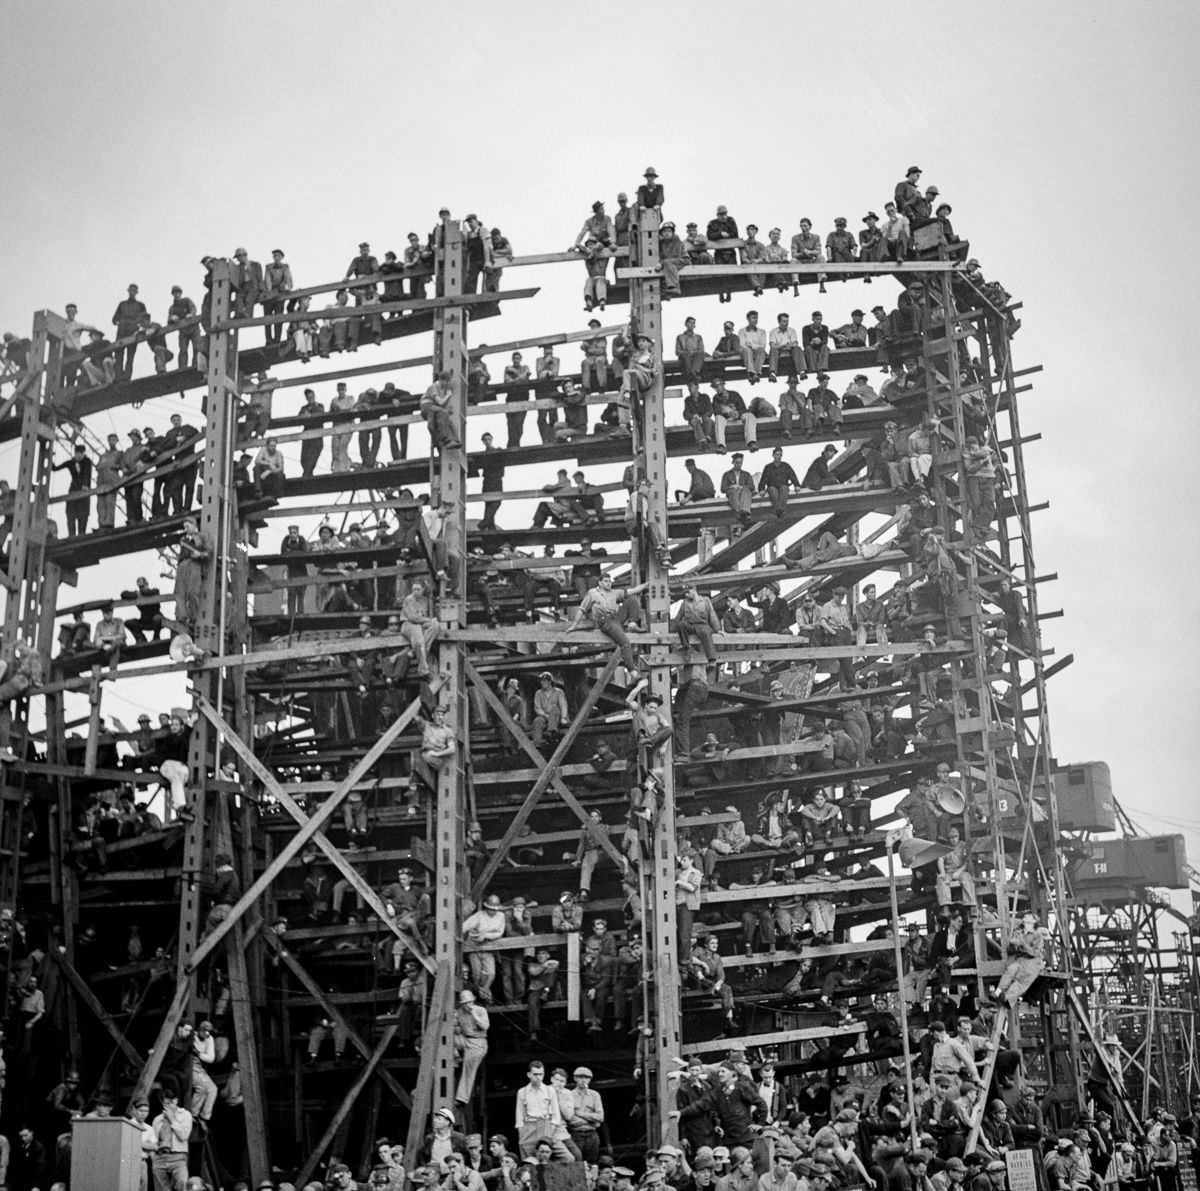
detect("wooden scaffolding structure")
[0,203,1093,1176]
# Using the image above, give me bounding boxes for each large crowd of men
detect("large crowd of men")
[0,168,1182,1191]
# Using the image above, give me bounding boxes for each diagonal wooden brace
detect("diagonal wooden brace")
[188,696,429,972]
[465,655,627,893]
[294,1023,399,1189]
[262,929,411,1107]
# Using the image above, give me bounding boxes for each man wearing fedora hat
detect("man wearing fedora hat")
[860,212,884,263]
[895,165,924,219]
[637,167,664,212]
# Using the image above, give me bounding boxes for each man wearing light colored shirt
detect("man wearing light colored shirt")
[768,313,803,381]
[150,1087,193,1189]
[819,587,855,685]
[62,302,100,387]
[190,1020,219,1125]
[401,580,438,679]
[790,218,823,263]
[882,202,912,262]
[463,894,508,1002]
[676,317,707,400]
[569,1067,605,1163]
[421,369,461,451]
[515,1062,571,1159]
[738,312,767,383]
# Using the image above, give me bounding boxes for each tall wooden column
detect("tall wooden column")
[1,315,61,952]
[2,313,60,753]
[427,219,470,1121]
[630,209,683,1141]
[178,260,237,985]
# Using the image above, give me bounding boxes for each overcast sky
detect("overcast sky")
[2,0,1198,878]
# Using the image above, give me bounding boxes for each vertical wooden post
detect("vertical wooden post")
[629,208,682,1143]
[1,312,56,659]
[214,792,271,1186]
[426,218,469,1124]
[83,669,102,775]
[178,261,237,996]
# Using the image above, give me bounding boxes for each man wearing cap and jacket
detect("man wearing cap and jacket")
[720,453,755,531]
[832,310,870,350]
[802,313,831,374]
[825,218,858,265]
[675,1063,761,1149]
[419,1107,469,1170]
[707,205,739,302]
[262,249,294,343]
[463,215,493,294]
[345,241,379,302]
[167,287,200,369]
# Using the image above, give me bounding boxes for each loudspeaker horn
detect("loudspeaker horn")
[936,787,967,815]
[897,836,952,869]
[169,633,206,665]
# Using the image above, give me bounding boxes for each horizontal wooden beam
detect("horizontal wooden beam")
[702,875,904,905]
[617,261,960,280]
[681,1022,866,1056]
[719,937,895,970]
[213,287,539,331]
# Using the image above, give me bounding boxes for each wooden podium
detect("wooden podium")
[70,1117,147,1191]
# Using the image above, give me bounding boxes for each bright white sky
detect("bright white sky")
[2,0,1198,874]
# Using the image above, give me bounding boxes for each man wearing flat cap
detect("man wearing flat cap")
[825,217,858,265]
[707,204,739,301]
[614,192,632,248]
[569,1067,605,1164]
[832,309,870,350]
[461,214,493,294]
[263,248,294,343]
[720,451,755,533]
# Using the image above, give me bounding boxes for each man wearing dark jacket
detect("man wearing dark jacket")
[759,447,801,516]
[676,1063,760,1148]
[10,1125,48,1191]
[676,1065,719,1164]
